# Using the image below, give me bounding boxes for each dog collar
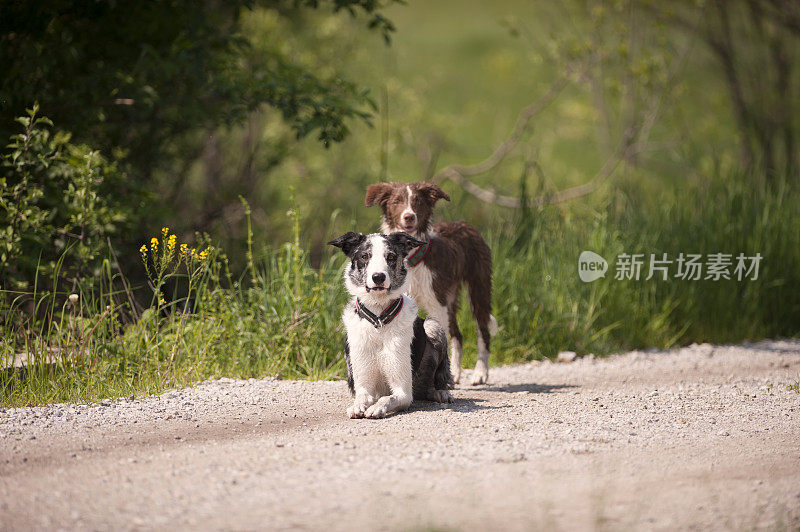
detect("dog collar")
[406,242,430,267]
[355,297,403,329]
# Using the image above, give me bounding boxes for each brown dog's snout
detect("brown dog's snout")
[402,212,416,224]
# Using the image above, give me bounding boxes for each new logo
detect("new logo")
[578,251,608,282]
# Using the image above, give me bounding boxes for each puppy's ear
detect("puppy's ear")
[417,182,450,204]
[365,183,395,207]
[386,232,426,257]
[327,232,366,256]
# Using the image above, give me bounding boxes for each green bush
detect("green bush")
[0,105,129,292]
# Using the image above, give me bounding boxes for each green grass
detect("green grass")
[2,179,798,407]
[1,237,348,406]
[1,201,348,406]
[459,178,800,366]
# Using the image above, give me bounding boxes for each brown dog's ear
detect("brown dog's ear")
[417,182,450,203]
[365,183,395,207]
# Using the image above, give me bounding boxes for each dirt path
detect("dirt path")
[2,340,799,531]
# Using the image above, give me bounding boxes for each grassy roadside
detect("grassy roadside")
[462,179,800,367]
[2,181,799,407]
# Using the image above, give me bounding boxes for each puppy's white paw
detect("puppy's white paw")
[470,361,489,386]
[364,402,388,419]
[432,389,453,403]
[348,394,374,419]
[451,368,461,384]
[470,371,488,385]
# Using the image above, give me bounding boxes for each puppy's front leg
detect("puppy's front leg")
[348,389,377,419]
[364,382,411,419]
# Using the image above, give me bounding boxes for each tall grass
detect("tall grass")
[2,179,799,406]
[458,179,800,366]
[1,203,348,406]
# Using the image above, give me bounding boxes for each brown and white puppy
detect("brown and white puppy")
[365,181,497,385]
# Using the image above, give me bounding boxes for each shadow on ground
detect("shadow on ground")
[409,382,577,415]
[410,396,503,414]
[479,383,577,394]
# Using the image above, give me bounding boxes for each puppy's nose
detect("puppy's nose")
[403,213,416,224]
[371,272,386,285]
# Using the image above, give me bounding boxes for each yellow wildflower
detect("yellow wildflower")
[161,227,169,238]
[139,244,147,256]
[180,243,188,256]
[150,237,158,251]
[167,234,177,252]
[198,247,210,261]
[159,297,166,305]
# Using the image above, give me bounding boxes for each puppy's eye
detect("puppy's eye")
[393,199,403,205]
[386,253,397,263]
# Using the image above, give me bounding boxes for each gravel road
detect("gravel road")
[2,340,799,531]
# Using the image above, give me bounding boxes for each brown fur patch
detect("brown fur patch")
[430,221,493,352]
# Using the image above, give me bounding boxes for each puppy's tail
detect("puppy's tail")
[488,314,498,336]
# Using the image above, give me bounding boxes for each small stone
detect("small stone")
[717,430,730,436]
[557,351,577,363]
[692,343,714,357]
[100,399,111,407]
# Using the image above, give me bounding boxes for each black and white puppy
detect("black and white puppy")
[328,231,453,419]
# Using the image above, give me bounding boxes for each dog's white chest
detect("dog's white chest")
[344,310,414,359]
[403,264,450,326]
[404,264,434,303]
[343,299,416,393]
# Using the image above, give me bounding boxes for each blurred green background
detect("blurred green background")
[154,0,768,254]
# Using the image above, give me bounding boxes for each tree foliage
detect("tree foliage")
[0,0,400,290]
[0,0,398,180]
[0,105,129,291]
